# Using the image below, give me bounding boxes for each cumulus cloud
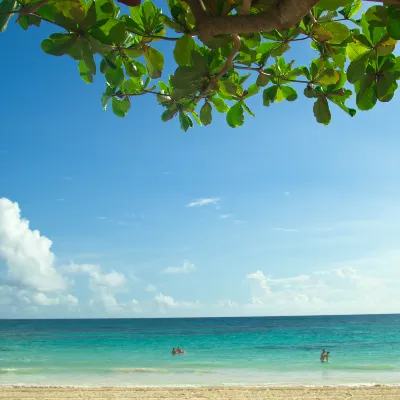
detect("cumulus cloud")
[145,284,157,292]
[186,198,220,208]
[155,293,200,312]
[63,263,126,313]
[0,198,67,293]
[163,260,196,275]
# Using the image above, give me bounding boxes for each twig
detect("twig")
[308,10,317,24]
[234,65,311,84]
[126,29,180,41]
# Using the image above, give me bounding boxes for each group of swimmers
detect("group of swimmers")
[172,347,185,355]
[320,349,330,362]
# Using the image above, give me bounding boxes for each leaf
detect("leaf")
[18,14,41,30]
[318,0,352,11]
[121,78,143,94]
[376,75,397,102]
[312,24,333,42]
[200,102,212,125]
[211,97,229,113]
[313,97,331,125]
[316,69,341,85]
[179,112,193,131]
[89,18,126,45]
[281,86,298,101]
[112,97,131,117]
[356,74,377,110]
[0,0,17,32]
[346,41,371,62]
[161,109,176,122]
[226,102,244,128]
[242,102,255,117]
[81,40,96,75]
[324,22,350,44]
[263,85,278,106]
[347,53,370,84]
[78,59,94,84]
[256,73,270,87]
[340,0,362,19]
[174,34,196,66]
[144,46,164,79]
[244,83,260,98]
[41,33,77,56]
[388,6,400,40]
[105,67,124,87]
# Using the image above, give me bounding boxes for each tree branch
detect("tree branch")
[193,0,319,42]
[240,0,252,15]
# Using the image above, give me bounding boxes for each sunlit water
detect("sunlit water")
[0,315,399,387]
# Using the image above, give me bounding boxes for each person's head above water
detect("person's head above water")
[322,349,326,352]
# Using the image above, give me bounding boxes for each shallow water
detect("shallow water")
[0,315,399,387]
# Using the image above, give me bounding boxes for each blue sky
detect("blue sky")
[1,3,400,318]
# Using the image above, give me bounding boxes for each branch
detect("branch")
[308,10,317,24]
[235,65,311,84]
[194,0,319,41]
[240,0,252,15]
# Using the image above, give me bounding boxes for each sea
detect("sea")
[0,314,399,387]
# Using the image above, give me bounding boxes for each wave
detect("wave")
[110,367,215,374]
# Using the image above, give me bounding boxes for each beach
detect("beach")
[0,386,400,399]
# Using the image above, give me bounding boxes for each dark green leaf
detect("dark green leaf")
[347,53,370,83]
[0,0,17,32]
[112,97,131,117]
[200,102,212,125]
[356,74,377,110]
[318,0,352,11]
[162,109,177,122]
[105,67,124,87]
[263,85,278,106]
[41,33,76,56]
[388,6,400,39]
[179,112,193,131]
[81,40,96,75]
[226,102,244,128]
[281,86,298,101]
[256,73,270,87]
[313,97,331,125]
[242,102,255,117]
[341,0,362,19]
[89,19,126,45]
[376,75,397,102]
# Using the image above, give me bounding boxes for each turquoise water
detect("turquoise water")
[0,315,399,387]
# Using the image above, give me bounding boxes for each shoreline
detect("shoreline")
[1,386,400,399]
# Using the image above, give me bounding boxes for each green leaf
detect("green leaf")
[356,74,377,110]
[121,78,143,94]
[281,86,298,101]
[376,75,397,102]
[0,0,17,32]
[179,112,193,131]
[318,0,352,11]
[226,102,244,128]
[341,0,362,19]
[89,19,126,46]
[312,24,333,42]
[105,67,124,87]
[244,83,260,98]
[112,97,131,118]
[83,0,97,28]
[313,97,331,125]
[316,69,341,85]
[200,102,212,125]
[174,34,196,66]
[81,40,96,75]
[324,22,350,44]
[162,109,176,122]
[242,102,255,117]
[263,85,278,106]
[211,97,229,113]
[256,73,270,87]
[78,59,94,84]
[41,33,77,56]
[144,46,164,79]
[388,6,400,40]
[18,14,41,30]
[347,53,370,84]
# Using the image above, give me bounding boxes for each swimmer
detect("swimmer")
[325,351,330,362]
[172,348,177,355]
[320,349,326,362]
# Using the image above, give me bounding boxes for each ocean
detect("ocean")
[0,315,399,387]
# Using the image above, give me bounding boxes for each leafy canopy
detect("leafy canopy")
[1,0,400,130]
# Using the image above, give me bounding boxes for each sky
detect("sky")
[1,3,400,318]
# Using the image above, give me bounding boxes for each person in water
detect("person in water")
[325,351,330,362]
[172,348,177,355]
[177,346,184,354]
[320,349,326,362]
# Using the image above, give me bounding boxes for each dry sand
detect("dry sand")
[0,386,399,399]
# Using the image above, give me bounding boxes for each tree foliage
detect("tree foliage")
[1,0,400,130]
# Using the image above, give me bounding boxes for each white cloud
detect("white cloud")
[219,214,232,219]
[187,198,220,208]
[0,198,67,293]
[63,263,126,313]
[57,198,65,202]
[163,260,196,275]
[244,252,400,315]
[145,284,157,292]
[216,300,238,308]
[155,293,200,312]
